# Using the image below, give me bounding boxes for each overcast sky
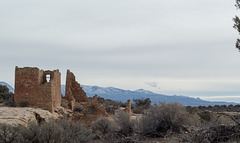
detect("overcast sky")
[1,0,240,102]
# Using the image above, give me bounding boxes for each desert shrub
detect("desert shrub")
[106,106,117,115]
[119,101,126,107]
[5,100,16,107]
[208,105,212,109]
[132,106,144,114]
[221,105,227,108]
[186,106,199,114]
[104,100,119,115]
[62,122,94,143]
[0,117,95,143]
[132,98,151,114]
[215,115,235,126]
[91,117,116,140]
[18,122,40,143]
[55,116,94,143]
[38,120,63,143]
[0,123,20,143]
[133,98,151,107]
[0,92,14,106]
[0,85,9,94]
[186,124,240,143]
[211,105,223,112]
[56,116,70,129]
[0,93,13,101]
[139,102,190,137]
[198,111,212,122]
[73,107,83,113]
[115,111,135,137]
[18,101,29,107]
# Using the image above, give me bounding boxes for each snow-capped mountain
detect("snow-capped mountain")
[0,81,237,106]
[62,85,237,106]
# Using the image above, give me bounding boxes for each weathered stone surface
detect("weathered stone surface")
[14,66,61,113]
[92,94,98,104]
[65,70,88,103]
[54,106,72,118]
[124,99,131,114]
[73,101,108,126]
[0,107,58,126]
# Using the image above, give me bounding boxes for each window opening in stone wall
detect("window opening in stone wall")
[46,74,51,82]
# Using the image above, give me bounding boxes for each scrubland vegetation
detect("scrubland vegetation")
[2,84,240,142]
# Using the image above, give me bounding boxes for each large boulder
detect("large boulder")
[0,107,58,126]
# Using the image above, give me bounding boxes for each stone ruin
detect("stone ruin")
[65,70,88,103]
[14,66,61,113]
[64,70,107,118]
[14,66,107,117]
[124,99,131,114]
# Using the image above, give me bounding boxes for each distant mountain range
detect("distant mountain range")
[1,81,237,106]
[78,85,237,106]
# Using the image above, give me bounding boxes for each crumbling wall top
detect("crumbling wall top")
[65,70,88,103]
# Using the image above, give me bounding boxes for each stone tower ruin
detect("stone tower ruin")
[14,66,61,113]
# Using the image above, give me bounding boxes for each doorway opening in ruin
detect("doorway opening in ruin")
[46,74,51,82]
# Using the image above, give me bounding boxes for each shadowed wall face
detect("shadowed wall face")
[14,66,61,112]
[65,69,88,103]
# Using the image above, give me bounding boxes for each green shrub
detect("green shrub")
[0,93,13,101]
[18,101,29,107]
[133,98,151,107]
[115,111,135,137]
[0,85,9,94]
[0,92,14,106]
[38,121,63,143]
[62,122,94,143]
[119,102,126,107]
[133,98,151,114]
[18,122,40,143]
[5,100,16,107]
[73,107,83,113]
[0,117,95,143]
[56,116,94,143]
[0,123,20,143]
[139,102,190,137]
[132,106,145,114]
[199,111,212,122]
[91,117,115,140]
[104,100,119,115]
[106,106,117,115]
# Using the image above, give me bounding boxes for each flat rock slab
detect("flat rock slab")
[0,107,58,126]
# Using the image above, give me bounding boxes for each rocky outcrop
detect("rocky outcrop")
[0,107,58,126]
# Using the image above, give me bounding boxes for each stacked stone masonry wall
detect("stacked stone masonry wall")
[65,70,88,103]
[14,67,61,113]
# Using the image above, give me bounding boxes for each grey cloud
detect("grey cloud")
[145,82,159,88]
[1,0,240,102]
